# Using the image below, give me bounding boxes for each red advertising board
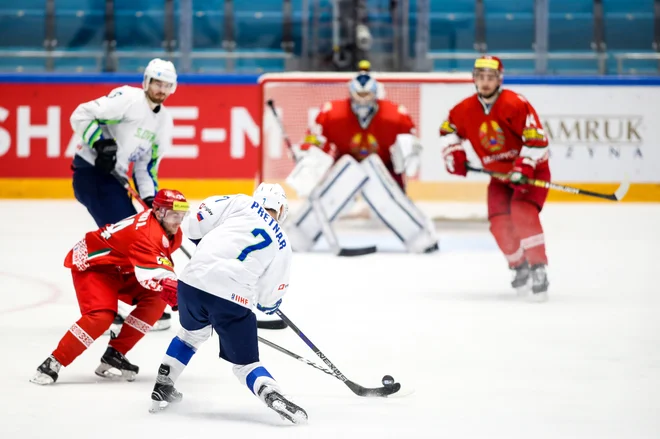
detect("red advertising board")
[0,83,260,179]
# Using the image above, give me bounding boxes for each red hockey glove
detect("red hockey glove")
[442,145,467,177]
[159,278,178,308]
[509,156,535,185]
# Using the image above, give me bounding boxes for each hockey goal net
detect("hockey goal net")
[258,72,488,222]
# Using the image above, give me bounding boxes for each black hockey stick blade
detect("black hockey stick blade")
[346,380,402,397]
[257,319,288,330]
[337,246,377,257]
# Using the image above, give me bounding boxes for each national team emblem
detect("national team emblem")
[349,132,379,159]
[479,121,505,152]
[162,235,169,248]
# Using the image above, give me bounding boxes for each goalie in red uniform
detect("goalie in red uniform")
[439,56,550,300]
[30,189,189,385]
[286,73,438,254]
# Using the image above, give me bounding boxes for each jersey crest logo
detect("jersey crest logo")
[162,235,170,248]
[479,121,505,152]
[349,132,379,158]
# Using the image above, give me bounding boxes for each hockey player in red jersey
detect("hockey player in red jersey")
[439,56,550,300]
[300,72,418,190]
[30,189,190,385]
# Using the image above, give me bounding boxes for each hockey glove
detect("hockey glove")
[92,138,118,174]
[509,156,535,185]
[256,299,282,315]
[442,144,467,177]
[143,196,154,208]
[159,278,178,308]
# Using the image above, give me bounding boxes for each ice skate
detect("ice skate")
[30,355,61,385]
[529,264,549,302]
[258,384,308,425]
[94,346,139,381]
[152,312,172,331]
[149,364,183,413]
[511,261,531,296]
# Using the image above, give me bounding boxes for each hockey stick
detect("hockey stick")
[274,309,401,397]
[466,164,630,202]
[258,335,338,378]
[266,99,376,257]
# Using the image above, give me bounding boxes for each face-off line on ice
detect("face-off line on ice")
[27,55,634,426]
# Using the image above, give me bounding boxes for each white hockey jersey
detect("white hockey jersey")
[70,85,174,199]
[180,194,292,310]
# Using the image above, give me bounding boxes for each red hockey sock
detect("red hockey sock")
[52,310,115,367]
[511,200,548,266]
[110,295,165,355]
[489,214,525,268]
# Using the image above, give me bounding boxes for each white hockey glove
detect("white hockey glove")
[286,145,334,198]
[390,134,422,177]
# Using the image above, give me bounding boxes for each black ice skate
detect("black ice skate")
[258,385,308,425]
[511,261,531,295]
[94,346,139,381]
[152,312,172,332]
[149,364,183,413]
[529,264,549,301]
[30,355,61,385]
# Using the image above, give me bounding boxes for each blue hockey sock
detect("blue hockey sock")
[162,336,197,382]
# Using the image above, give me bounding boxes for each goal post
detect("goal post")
[257,72,489,221]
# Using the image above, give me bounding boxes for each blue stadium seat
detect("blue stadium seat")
[191,0,224,49]
[234,2,283,50]
[548,0,593,51]
[114,0,165,49]
[0,9,46,48]
[54,0,105,49]
[483,1,534,51]
[603,0,654,50]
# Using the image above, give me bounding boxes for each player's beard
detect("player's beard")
[147,90,167,105]
[477,87,500,101]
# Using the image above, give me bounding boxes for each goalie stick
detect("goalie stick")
[266,99,377,257]
[466,164,630,202]
[274,309,401,397]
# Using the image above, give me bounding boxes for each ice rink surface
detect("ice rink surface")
[1,200,659,439]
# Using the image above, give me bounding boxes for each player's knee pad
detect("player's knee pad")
[175,325,211,351]
[360,154,438,253]
[287,155,368,251]
[233,361,278,395]
[511,200,545,258]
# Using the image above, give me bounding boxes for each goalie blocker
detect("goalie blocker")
[286,150,438,254]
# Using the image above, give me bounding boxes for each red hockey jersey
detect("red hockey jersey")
[440,89,549,174]
[315,99,416,169]
[64,210,182,292]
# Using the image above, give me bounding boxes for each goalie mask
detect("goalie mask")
[349,73,379,128]
[254,182,289,222]
[143,58,178,94]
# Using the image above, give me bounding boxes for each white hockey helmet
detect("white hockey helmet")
[254,182,289,222]
[143,58,177,94]
[348,73,379,120]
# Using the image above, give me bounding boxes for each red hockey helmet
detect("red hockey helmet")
[152,189,189,212]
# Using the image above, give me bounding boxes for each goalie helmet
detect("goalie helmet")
[143,58,178,94]
[348,73,379,125]
[254,182,289,222]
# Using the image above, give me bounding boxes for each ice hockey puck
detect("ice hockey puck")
[382,375,395,387]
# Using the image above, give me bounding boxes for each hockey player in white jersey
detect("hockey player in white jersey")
[70,58,177,331]
[149,183,308,425]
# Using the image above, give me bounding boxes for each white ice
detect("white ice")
[1,200,659,439]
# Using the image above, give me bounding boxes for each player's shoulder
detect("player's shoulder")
[453,94,478,112]
[107,85,143,101]
[319,99,351,115]
[378,99,410,116]
[500,89,533,108]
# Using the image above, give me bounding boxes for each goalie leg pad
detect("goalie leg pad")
[287,155,368,251]
[360,154,438,253]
